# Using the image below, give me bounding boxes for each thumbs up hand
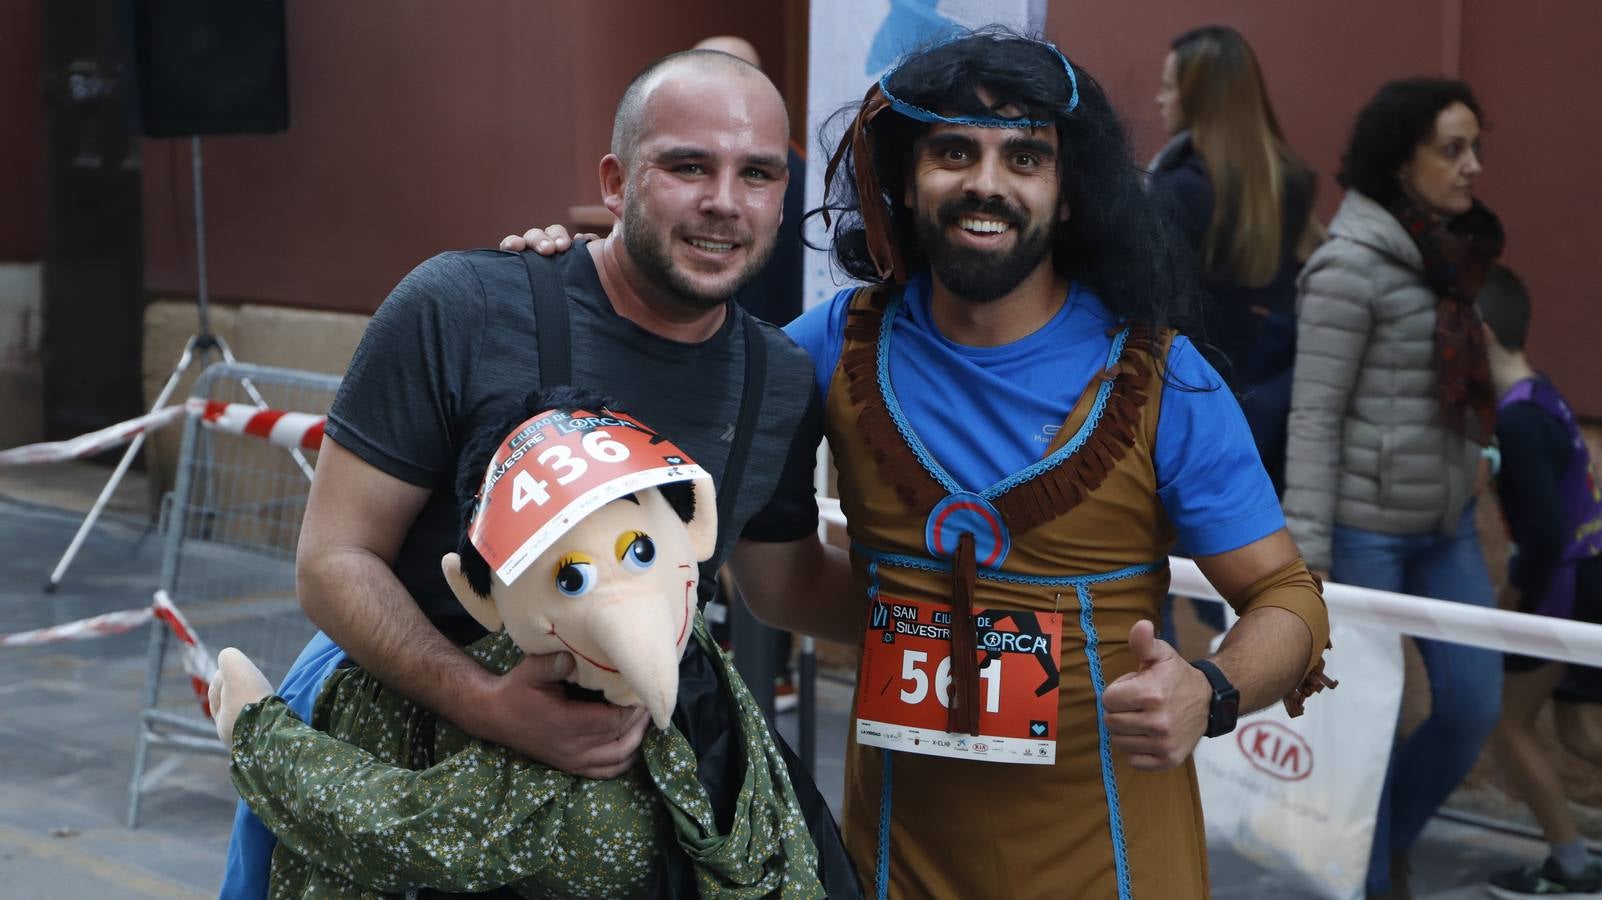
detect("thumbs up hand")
[1101,619,1213,771]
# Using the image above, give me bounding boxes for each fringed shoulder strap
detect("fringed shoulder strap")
[836,286,948,514]
[989,325,1172,534]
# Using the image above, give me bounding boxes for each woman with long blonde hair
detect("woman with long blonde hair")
[1151,24,1320,494]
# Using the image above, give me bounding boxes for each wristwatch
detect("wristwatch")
[1191,658,1240,738]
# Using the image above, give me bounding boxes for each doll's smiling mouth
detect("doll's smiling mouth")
[547,571,695,675]
[549,633,620,673]
[674,564,693,647]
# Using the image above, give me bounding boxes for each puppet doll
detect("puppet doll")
[209,389,845,899]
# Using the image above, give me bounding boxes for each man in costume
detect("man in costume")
[506,28,1336,897]
[220,49,852,898]
[740,30,1334,898]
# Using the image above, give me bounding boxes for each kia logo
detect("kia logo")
[1236,721,1313,782]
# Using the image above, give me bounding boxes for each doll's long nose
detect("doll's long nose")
[588,597,683,730]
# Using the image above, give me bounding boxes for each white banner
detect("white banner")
[803,0,1047,312]
[1195,619,1403,900]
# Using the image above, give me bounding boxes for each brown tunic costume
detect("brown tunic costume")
[826,286,1328,899]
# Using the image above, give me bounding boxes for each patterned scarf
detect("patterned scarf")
[1388,195,1504,445]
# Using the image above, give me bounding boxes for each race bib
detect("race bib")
[468,409,704,586]
[856,594,1062,764]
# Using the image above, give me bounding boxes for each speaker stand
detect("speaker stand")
[44,137,305,592]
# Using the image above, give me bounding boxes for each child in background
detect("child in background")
[1478,265,1602,899]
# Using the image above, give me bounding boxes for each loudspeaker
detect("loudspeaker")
[131,0,289,137]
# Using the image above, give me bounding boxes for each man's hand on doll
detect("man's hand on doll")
[499,224,596,256]
[462,648,651,779]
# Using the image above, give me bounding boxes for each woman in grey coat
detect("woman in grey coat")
[1283,79,1503,900]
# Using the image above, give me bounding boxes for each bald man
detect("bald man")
[522,35,806,326]
[219,49,838,899]
[694,34,762,67]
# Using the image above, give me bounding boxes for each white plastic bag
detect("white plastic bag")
[1194,613,1403,899]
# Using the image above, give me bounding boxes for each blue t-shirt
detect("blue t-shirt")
[785,274,1283,557]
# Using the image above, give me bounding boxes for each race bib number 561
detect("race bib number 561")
[856,595,1061,765]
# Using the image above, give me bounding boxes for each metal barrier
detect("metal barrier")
[126,362,340,827]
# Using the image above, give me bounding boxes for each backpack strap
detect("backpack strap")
[521,248,766,539]
[521,250,572,388]
[717,314,767,527]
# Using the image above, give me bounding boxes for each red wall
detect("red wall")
[1049,0,1600,415]
[571,4,795,175]
[1461,1,1602,419]
[142,3,583,314]
[0,0,45,261]
[135,1,1597,413]
[140,1,789,317]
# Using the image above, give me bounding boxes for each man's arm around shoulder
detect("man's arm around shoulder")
[297,438,647,778]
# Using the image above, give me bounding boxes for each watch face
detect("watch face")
[1209,691,1240,738]
[1194,659,1241,737]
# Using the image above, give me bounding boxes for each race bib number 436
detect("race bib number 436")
[468,409,704,586]
[856,595,1061,765]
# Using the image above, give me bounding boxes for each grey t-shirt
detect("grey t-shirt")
[325,247,821,644]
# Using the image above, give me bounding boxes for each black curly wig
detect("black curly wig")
[812,26,1200,337]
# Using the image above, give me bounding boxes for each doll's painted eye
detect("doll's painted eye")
[555,558,596,597]
[619,533,656,574]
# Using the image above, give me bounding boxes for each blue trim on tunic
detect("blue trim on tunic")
[867,558,894,900]
[876,749,894,900]
[854,544,1162,588]
[987,328,1128,499]
[859,549,1156,898]
[874,291,960,495]
[1078,584,1133,899]
[872,290,1133,505]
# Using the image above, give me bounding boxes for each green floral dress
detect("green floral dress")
[229,616,823,899]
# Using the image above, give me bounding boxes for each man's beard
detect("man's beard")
[914,196,1055,303]
[621,193,772,311]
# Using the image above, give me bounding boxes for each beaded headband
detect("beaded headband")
[877,41,1079,129]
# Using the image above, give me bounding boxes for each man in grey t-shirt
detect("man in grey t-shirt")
[221,48,859,899]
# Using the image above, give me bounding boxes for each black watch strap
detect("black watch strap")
[1191,658,1240,738]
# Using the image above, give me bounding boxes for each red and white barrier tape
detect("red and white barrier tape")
[0,405,186,466]
[0,398,327,466]
[0,590,217,717]
[0,606,154,646]
[186,399,326,451]
[818,498,1602,668]
[152,589,218,694]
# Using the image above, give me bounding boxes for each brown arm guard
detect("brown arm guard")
[1226,555,1338,717]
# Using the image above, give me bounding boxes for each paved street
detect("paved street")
[0,461,1559,898]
